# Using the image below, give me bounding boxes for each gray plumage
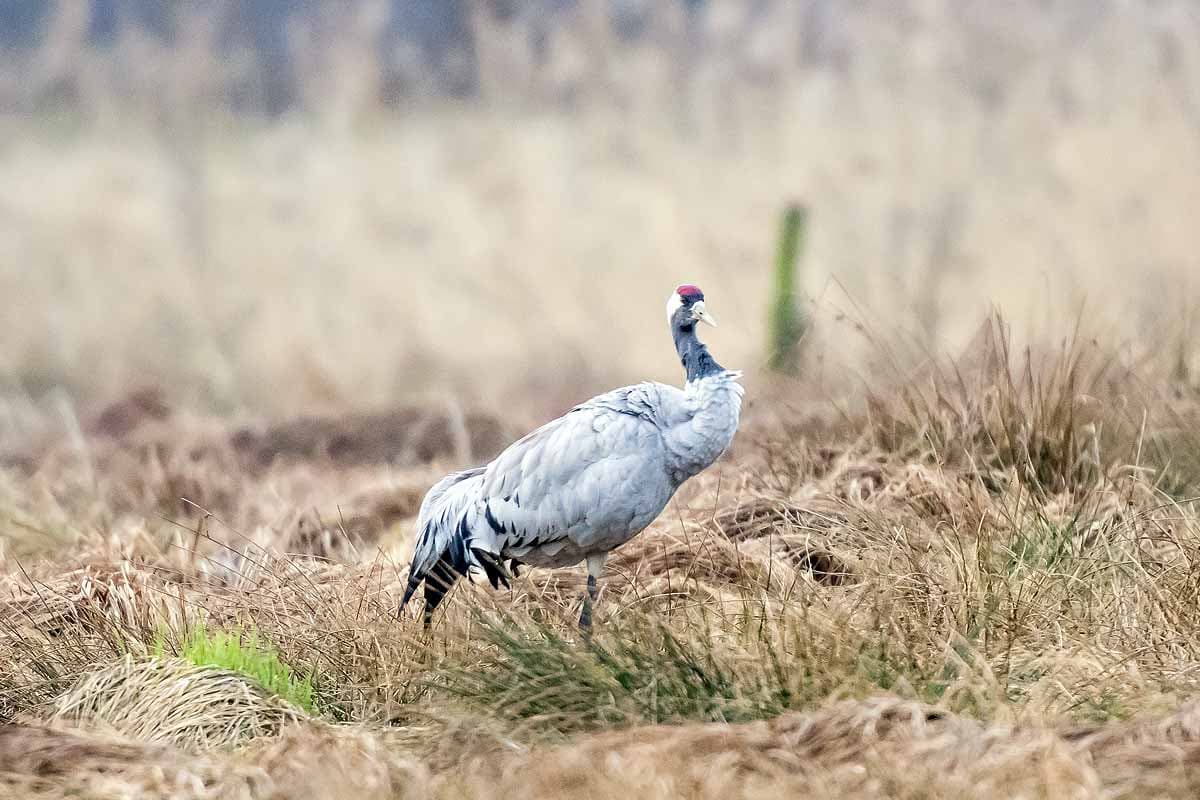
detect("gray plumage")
[401,285,742,627]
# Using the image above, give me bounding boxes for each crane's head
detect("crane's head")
[666,284,718,329]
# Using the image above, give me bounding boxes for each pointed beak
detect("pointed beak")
[691,301,718,327]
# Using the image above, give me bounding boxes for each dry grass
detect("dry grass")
[6,697,1200,798]
[4,2,1200,796]
[468,697,1095,799]
[1,318,1200,796]
[0,720,430,800]
[48,656,307,749]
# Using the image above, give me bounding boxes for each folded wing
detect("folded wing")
[402,382,687,611]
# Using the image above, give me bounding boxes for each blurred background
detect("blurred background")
[2,0,1199,439]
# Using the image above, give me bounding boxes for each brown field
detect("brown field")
[4,317,1200,798]
[4,1,1200,798]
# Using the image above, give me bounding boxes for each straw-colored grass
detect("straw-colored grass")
[2,316,1200,796]
[4,3,1200,796]
[49,655,308,749]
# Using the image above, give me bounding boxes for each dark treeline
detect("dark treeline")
[0,0,711,112]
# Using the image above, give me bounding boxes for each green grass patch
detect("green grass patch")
[157,624,317,714]
[440,611,796,734]
[437,608,1002,736]
[1005,517,1077,573]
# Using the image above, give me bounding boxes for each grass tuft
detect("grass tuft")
[440,611,796,734]
[49,655,308,749]
[162,625,317,715]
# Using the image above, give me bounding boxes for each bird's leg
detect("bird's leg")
[579,575,596,632]
[579,554,607,634]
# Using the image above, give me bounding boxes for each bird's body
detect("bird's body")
[401,285,742,627]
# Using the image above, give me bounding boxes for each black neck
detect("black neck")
[672,321,725,382]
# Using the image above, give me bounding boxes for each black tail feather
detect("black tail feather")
[401,518,476,625]
[419,557,460,629]
[448,522,472,573]
[402,522,515,628]
[471,548,512,590]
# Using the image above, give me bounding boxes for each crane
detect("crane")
[400,284,743,630]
